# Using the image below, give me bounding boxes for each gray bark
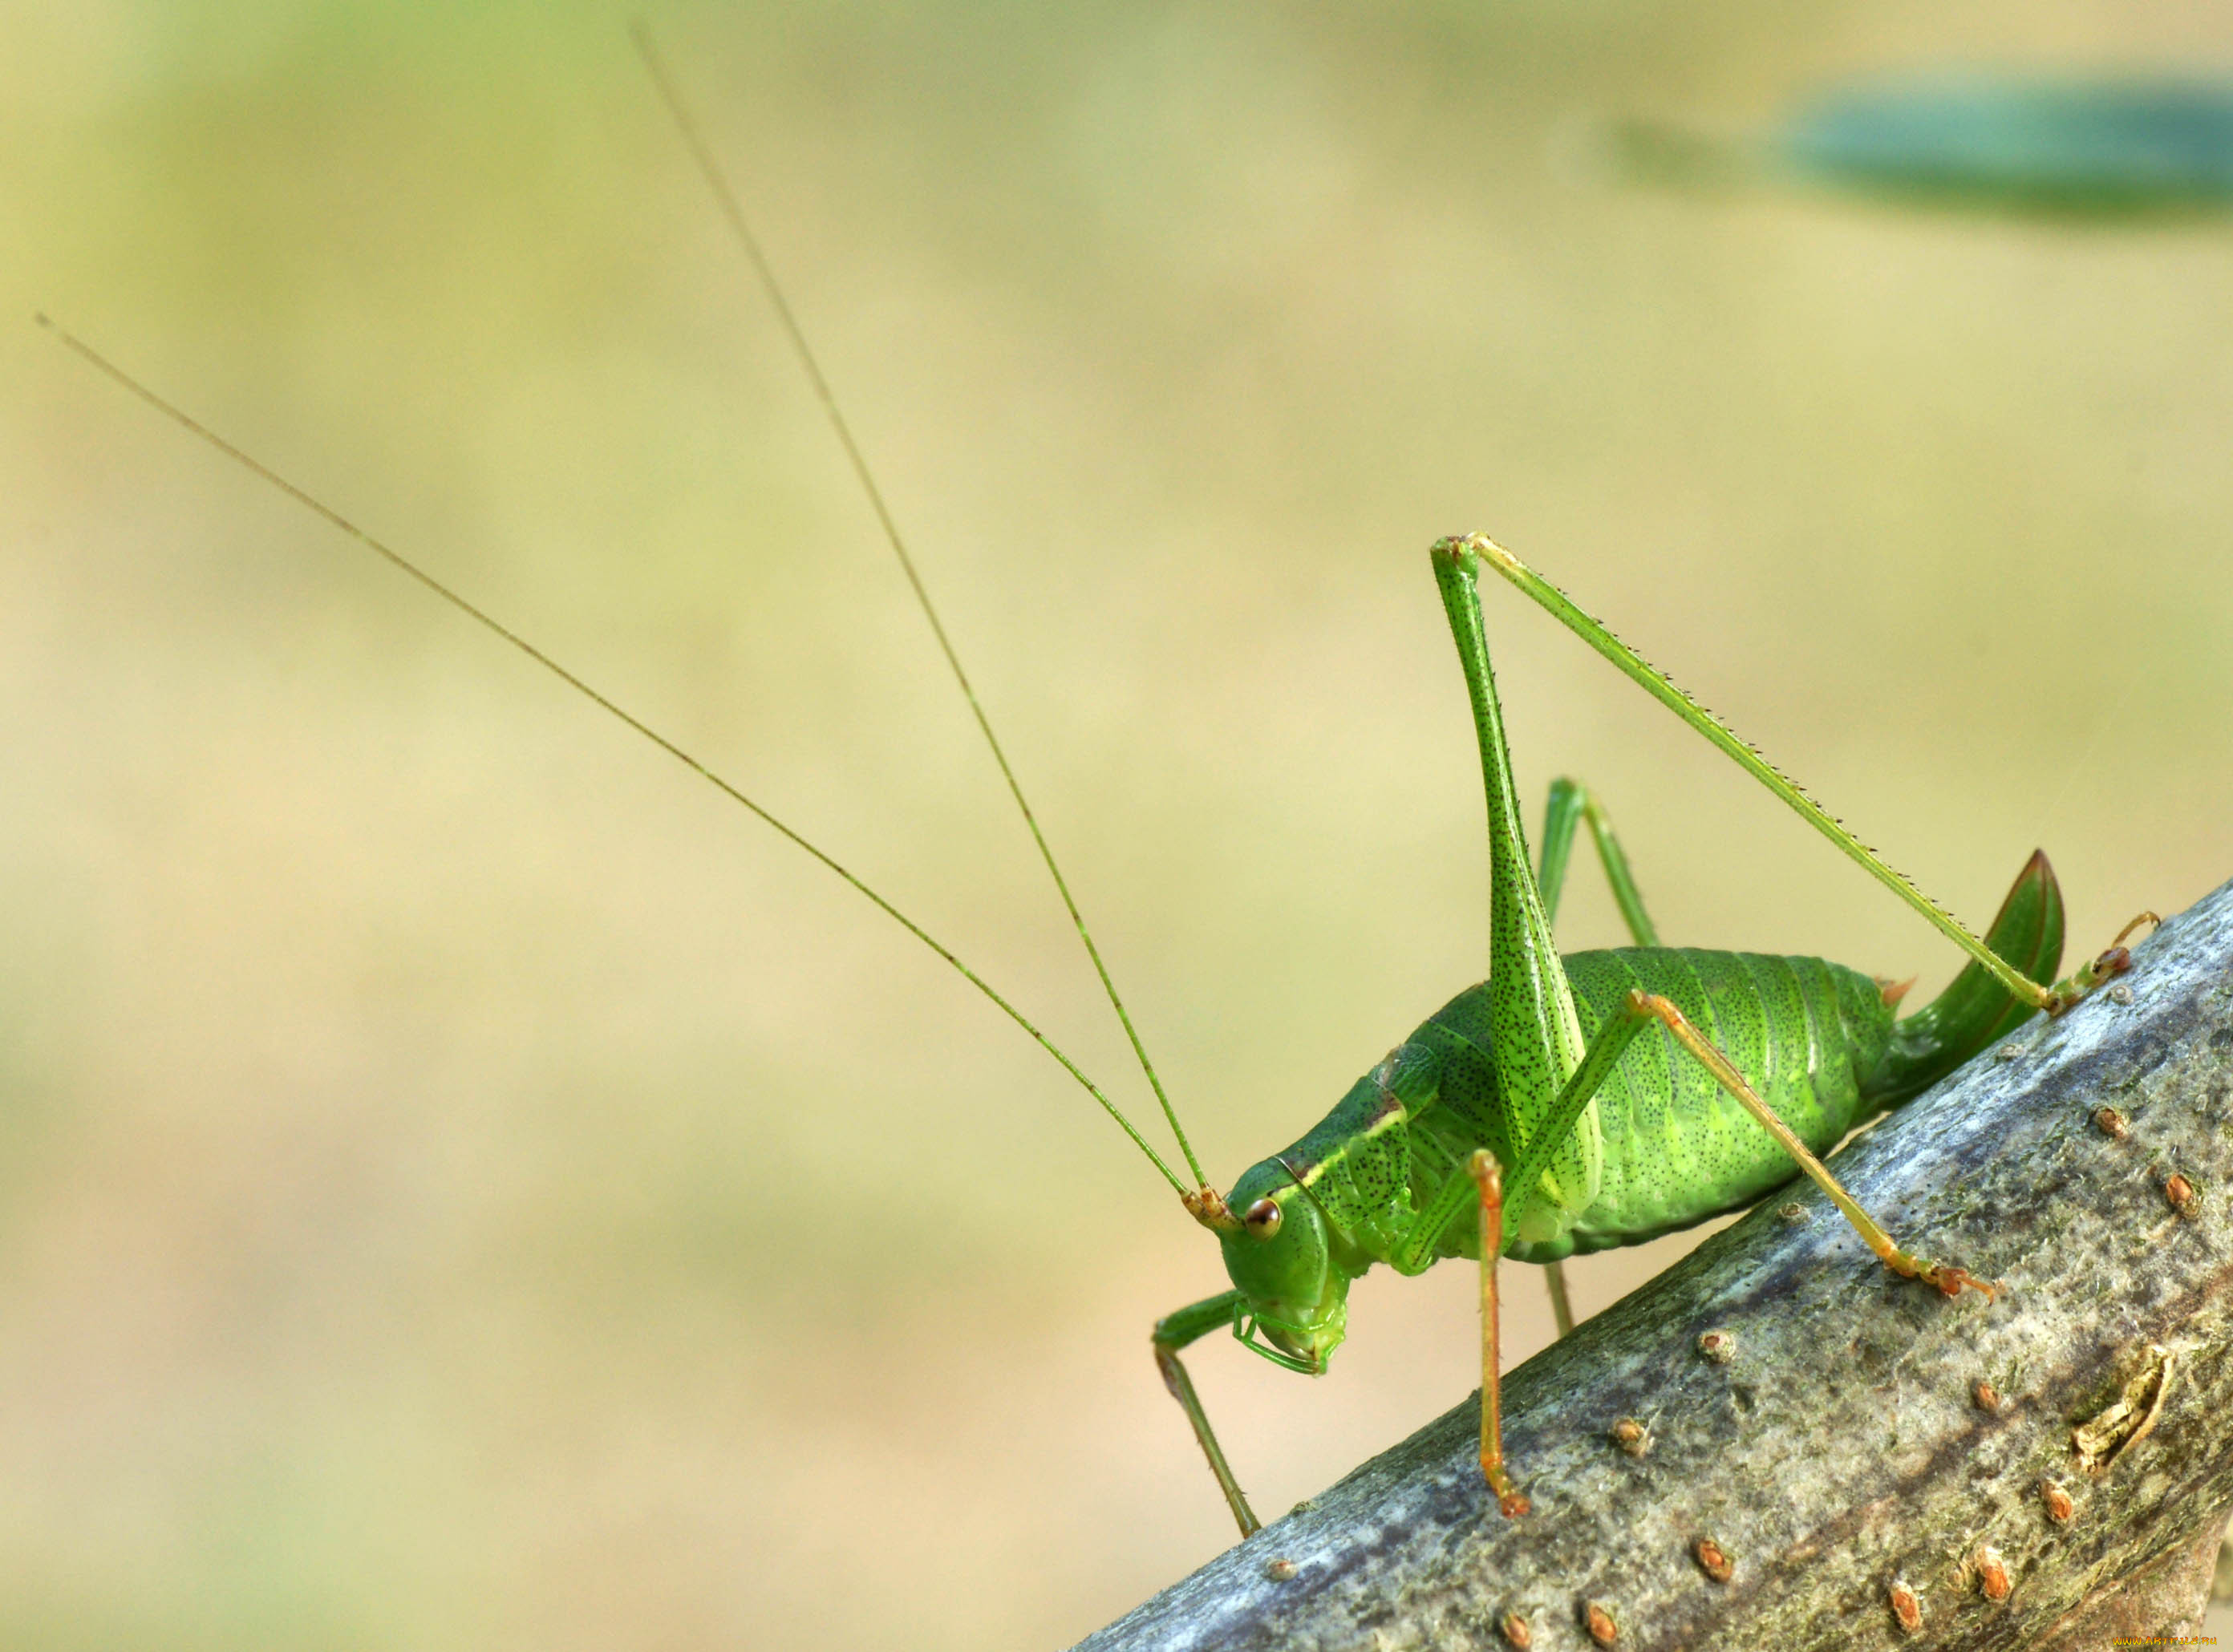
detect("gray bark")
[1079,878,2233,1651]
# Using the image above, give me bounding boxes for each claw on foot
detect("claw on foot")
[1929,1265,1998,1302]
[1885,1249,1998,1302]
[2109,911,2162,950]
[1483,1462,1530,1518]
[2043,912,2159,1014]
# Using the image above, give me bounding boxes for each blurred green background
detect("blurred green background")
[6,2,2231,1646]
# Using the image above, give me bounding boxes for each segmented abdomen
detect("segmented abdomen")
[1424,949,1895,1261]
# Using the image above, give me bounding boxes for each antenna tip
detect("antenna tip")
[33,312,51,330]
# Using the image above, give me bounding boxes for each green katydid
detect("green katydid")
[1151,532,2147,1534]
[45,32,2154,1556]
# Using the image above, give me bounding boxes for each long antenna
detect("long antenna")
[630,22,1210,1191]
[38,312,1191,1200]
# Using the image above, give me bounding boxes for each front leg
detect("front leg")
[1152,1292,1259,1537]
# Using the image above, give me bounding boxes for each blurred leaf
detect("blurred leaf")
[1782,73,2233,217]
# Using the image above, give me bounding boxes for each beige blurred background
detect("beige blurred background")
[6,2,2231,1646]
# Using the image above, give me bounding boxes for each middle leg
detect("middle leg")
[1470,1150,1530,1518]
[1618,990,1996,1300]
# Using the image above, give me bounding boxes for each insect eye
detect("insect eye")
[1243,1197,1282,1238]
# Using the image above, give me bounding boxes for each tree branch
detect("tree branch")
[1080,878,2233,1650]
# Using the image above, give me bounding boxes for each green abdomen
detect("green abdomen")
[1428,949,1895,1261]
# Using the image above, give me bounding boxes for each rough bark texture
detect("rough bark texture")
[1079,879,2233,1652]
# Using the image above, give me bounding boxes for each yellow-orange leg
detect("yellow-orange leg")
[1627,991,1997,1301]
[1469,1150,1530,1517]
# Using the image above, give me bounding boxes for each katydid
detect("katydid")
[46,33,2152,1559]
[1153,533,2143,1535]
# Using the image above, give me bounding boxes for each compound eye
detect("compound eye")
[1243,1197,1283,1239]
